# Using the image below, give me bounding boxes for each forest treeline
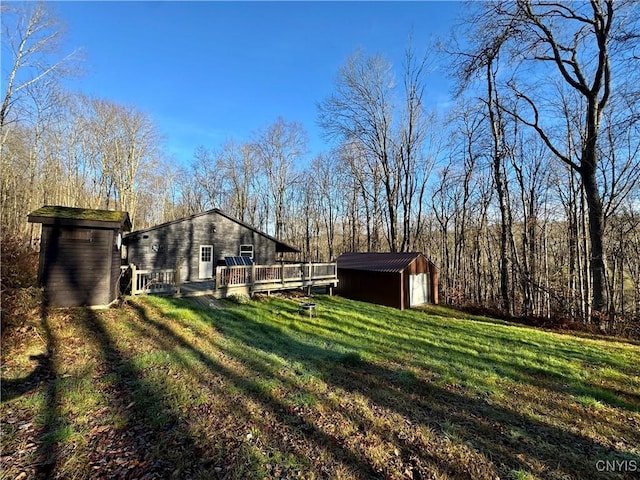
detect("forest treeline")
[2,1,639,327]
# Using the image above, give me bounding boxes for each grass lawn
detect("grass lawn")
[2,294,639,479]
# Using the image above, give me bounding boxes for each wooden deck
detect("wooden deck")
[130,262,338,298]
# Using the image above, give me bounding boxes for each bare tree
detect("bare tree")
[457,0,639,313]
[307,153,343,260]
[446,100,484,304]
[1,2,79,236]
[397,45,437,252]
[218,141,260,223]
[482,51,514,315]
[1,2,78,141]
[319,46,439,253]
[73,97,162,228]
[192,146,225,209]
[319,51,400,250]
[337,139,384,252]
[253,117,306,238]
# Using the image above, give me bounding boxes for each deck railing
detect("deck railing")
[130,262,337,296]
[130,265,176,295]
[216,265,253,287]
[217,262,338,289]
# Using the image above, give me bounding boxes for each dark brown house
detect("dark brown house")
[336,252,439,310]
[28,206,132,307]
[123,209,299,282]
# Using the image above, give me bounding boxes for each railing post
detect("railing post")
[251,263,256,289]
[175,264,181,296]
[131,264,138,295]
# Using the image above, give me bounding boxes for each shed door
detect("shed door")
[410,273,429,307]
[199,245,213,279]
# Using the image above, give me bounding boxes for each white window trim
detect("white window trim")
[239,244,254,259]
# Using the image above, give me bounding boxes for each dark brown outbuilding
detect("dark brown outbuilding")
[28,206,131,307]
[336,252,439,310]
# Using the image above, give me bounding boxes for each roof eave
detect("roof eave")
[276,242,301,253]
[28,214,130,231]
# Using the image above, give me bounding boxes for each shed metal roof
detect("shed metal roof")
[336,252,435,273]
[28,206,131,231]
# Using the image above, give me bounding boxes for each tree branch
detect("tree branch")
[505,86,581,172]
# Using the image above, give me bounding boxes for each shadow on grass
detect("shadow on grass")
[72,306,210,478]
[3,302,69,476]
[153,296,639,479]
[316,296,640,412]
[252,295,640,413]
[127,300,386,479]
[34,301,59,477]
[0,354,51,403]
[12,291,637,478]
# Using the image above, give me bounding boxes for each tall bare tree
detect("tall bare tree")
[1,2,78,137]
[192,146,225,209]
[218,141,260,224]
[457,0,639,313]
[253,117,306,238]
[308,153,342,260]
[73,96,162,228]
[397,45,437,252]
[1,2,79,236]
[319,51,400,250]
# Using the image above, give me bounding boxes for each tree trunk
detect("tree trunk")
[582,165,606,313]
[486,59,512,315]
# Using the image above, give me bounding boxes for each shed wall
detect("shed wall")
[336,253,439,310]
[336,269,403,309]
[110,230,122,301]
[39,226,115,307]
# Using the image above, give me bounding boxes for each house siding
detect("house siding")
[125,210,279,282]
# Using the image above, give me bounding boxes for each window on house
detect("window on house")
[201,246,212,262]
[239,244,253,260]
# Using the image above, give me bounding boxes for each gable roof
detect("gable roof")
[28,206,131,231]
[124,208,300,253]
[337,252,435,273]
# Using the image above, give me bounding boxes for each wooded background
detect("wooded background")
[2,1,639,326]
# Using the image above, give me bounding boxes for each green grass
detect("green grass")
[2,294,639,479]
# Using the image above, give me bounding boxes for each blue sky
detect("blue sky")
[50,1,464,165]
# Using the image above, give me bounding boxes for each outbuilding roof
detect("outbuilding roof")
[28,206,131,231]
[336,252,436,273]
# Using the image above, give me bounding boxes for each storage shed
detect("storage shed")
[123,208,300,282]
[336,252,439,310]
[27,206,131,307]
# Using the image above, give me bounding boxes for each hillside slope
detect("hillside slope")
[2,295,639,479]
